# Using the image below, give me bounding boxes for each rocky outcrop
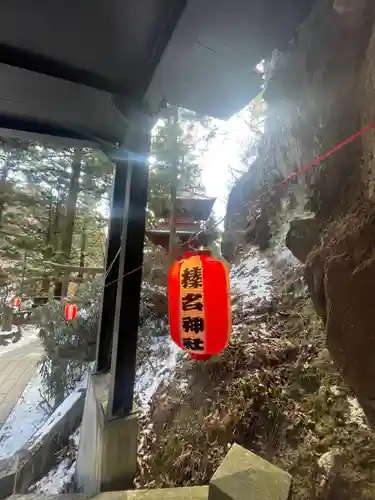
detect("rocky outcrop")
[223,0,375,428]
[224,0,374,245]
[285,217,320,263]
[305,200,375,425]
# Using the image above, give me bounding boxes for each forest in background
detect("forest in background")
[0,101,264,314]
[0,102,264,413]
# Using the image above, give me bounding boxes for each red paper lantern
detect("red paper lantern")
[13,296,21,309]
[168,250,231,359]
[64,303,78,321]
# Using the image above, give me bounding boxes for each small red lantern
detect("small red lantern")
[13,296,21,309]
[64,303,77,321]
[168,250,231,359]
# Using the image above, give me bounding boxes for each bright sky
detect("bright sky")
[150,95,264,226]
[201,108,256,222]
[202,64,264,222]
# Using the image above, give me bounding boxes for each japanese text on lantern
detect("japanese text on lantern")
[179,256,205,352]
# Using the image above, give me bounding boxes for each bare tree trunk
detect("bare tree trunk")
[61,150,82,259]
[0,182,5,228]
[78,224,86,279]
[41,194,54,295]
[55,150,82,298]
[0,163,10,228]
[20,253,27,295]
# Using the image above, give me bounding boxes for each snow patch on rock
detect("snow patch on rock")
[230,248,273,301]
[348,396,368,428]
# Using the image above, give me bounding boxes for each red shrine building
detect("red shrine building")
[146,192,216,258]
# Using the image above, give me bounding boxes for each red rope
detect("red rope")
[73,119,375,294]
[186,120,375,245]
[280,121,375,184]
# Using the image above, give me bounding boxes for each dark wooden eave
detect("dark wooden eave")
[153,194,216,221]
[146,228,215,250]
[0,0,314,148]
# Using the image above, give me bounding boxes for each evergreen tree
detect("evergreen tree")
[148,107,215,225]
[0,105,217,302]
[0,140,112,299]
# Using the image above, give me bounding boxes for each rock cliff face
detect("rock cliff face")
[223,0,375,427]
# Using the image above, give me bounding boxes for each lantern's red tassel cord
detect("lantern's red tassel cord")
[190,353,212,361]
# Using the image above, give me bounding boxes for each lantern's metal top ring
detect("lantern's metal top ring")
[182,249,212,259]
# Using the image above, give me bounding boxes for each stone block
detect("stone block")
[209,444,291,500]
[101,412,138,491]
[76,373,138,494]
[95,486,208,500]
[285,216,319,264]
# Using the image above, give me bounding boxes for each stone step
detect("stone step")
[11,487,208,500]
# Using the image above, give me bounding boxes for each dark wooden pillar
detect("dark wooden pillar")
[95,160,127,373]
[107,125,150,418]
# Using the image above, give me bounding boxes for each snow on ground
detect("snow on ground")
[137,247,275,412]
[0,325,18,336]
[31,334,179,494]
[77,308,89,320]
[71,426,80,447]
[230,248,273,301]
[29,428,81,494]
[136,336,180,411]
[348,396,368,428]
[0,371,49,459]
[0,325,40,356]
[331,387,368,428]
[20,248,274,490]
[29,391,83,449]
[31,458,76,494]
[0,360,88,460]
[1,370,85,493]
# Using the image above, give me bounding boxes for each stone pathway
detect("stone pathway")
[0,341,43,426]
